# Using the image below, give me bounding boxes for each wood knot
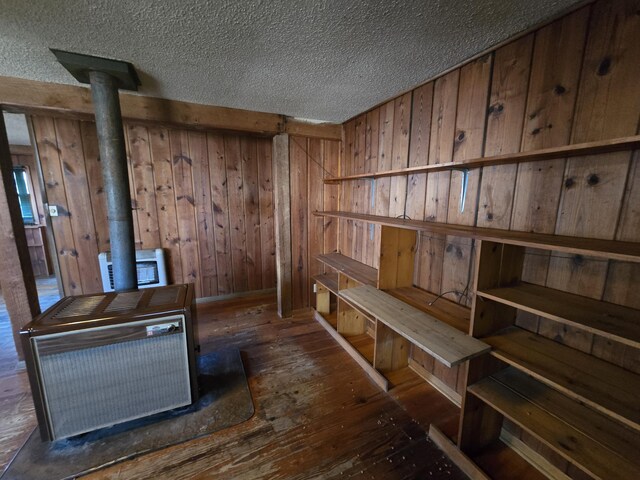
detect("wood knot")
[597,57,611,76]
[587,173,599,186]
[486,213,494,221]
[553,85,566,95]
[564,177,575,188]
[456,131,465,142]
[488,103,504,115]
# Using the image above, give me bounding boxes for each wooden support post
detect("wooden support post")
[273,134,292,318]
[337,298,367,336]
[0,114,40,360]
[374,320,410,373]
[315,283,330,314]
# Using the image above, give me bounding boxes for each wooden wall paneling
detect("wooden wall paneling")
[546,0,640,356]
[389,93,411,218]
[341,120,355,257]
[616,150,640,242]
[374,101,395,269]
[123,126,142,249]
[240,137,263,292]
[208,134,234,295]
[290,136,308,310]
[224,136,249,292]
[149,126,183,286]
[363,110,380,267]
[425,70,459,222]
[477,36,534,229]
[257,138,276,288]
[170,130,201,296]
[189,131,216,297]
[322,140,340,258]
[53,118,102,294]
[415,232,445,294]
[405,83,433,221]
[447,54,493,226]
[80,121,110,254]
[353,115,366,263]
[272,133,292,317]
[440,235,475,306]
[32,116,83,295]
[128,124,161,251]
[511,7,590,234]
[307,138,325,306]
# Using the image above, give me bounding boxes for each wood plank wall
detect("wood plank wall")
[338,0,640,474]
[289,136,340,310]
[30,115,277,299]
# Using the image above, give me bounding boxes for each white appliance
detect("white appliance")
[99,248,168,292]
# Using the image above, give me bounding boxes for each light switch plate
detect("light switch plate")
[49,205,59,217]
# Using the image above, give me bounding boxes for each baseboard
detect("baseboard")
[500,428,571,480]
[408,358,462,407]
[195,288,276,304]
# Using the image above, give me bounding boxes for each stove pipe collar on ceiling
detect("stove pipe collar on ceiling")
[52,49,141,292]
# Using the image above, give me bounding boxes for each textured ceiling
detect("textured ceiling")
[0,0,581,123]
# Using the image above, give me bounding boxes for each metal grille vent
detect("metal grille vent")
[104,291,144,312]
[53,296,106,319]
[149,286,181,307]
[107,261,160,289]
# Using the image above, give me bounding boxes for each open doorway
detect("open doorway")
[0,112,61,327]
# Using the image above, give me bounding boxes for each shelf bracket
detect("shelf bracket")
[452,168,470,213]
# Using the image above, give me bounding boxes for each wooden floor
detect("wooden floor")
[0,292,468,479]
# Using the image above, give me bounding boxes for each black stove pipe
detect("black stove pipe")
[89,71,137,292]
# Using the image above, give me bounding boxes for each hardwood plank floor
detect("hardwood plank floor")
[0,292,464,479]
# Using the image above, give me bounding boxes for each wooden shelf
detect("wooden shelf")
[317,253,378,286]
[324,135,640,183]
[483,327,640,431]
[313,273,339,294]
[314,211,640,263]
[340,285,490,367]
[478,282,640,349]
[345,333,375,364]
[313,311,388,391]
[387,286,470,334]
[468,367,640,480]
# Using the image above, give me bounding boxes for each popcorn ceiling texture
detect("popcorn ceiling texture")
[0,0,581,123]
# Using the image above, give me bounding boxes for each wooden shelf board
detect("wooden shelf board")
[387,286,470,334]
[340,285,490,367]
[313,310,388,391]
[468,368,640,480]
[313,273,339,295]
[314,211,640,263]
[317,253,378,287]
[324,135,640,183]
[478,282,640,348]
[483,327,640,431]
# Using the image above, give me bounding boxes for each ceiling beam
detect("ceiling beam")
[0,76,342,140]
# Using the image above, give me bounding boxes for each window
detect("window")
[13,166,36,225]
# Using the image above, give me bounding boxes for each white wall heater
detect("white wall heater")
[99,248,168,292]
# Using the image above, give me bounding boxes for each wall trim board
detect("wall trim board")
[0,76,342,140]
[195,287,276,304]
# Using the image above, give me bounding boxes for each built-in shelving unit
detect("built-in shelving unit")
[477,283,640,348]
[324,134,640,183]
[314,211,640,262]
[313,210,640,479]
